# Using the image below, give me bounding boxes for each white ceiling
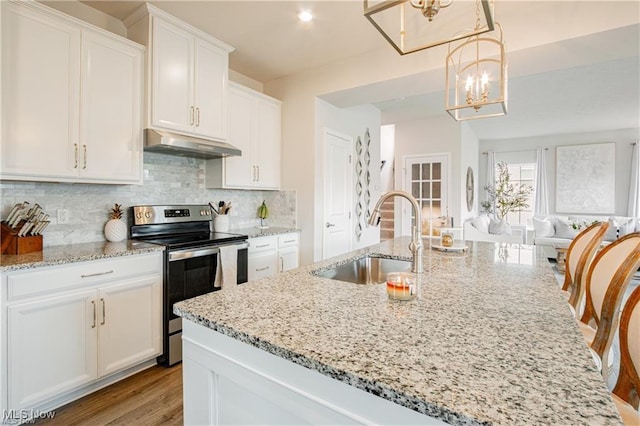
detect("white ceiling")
[76,0,640,140]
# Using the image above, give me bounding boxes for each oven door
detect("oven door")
[162,241,248,365]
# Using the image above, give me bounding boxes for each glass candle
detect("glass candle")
[386,272,417,301]
[441,231,454,247]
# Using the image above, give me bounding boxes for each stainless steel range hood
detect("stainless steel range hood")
[144,129,241,159]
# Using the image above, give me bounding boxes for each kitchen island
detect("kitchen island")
[174,237,622,425]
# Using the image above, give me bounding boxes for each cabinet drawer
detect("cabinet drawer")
[249,236,277,253]
[248,251,277,281]
[278,233,299,249]
[7,252,162,301]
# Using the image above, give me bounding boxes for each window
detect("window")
[502,162,535,226]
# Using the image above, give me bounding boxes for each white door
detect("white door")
[193,38,227,140]
[322,129,353,260]
[1,3,80,179]
[80,31,143,182]
[403,154,450,238]
[97,276,162,377]
[8,290,98,410]
[151,16,194,134]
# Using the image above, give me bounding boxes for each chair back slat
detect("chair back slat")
[562,222,609,316]
[580,233,640,373]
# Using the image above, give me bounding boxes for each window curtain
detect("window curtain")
[486,150,495,214]
[534,148,549,216]
[628,142,640,217]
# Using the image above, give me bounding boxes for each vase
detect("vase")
[104,218,127,242]
[214,215,230,232]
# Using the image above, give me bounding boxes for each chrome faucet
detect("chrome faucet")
[368,190,423,274]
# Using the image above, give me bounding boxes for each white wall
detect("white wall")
[460,123,480,223]
[391,115,462,235]
[380,125,395,193]
[314,100,381,262]
[479,128,640,216]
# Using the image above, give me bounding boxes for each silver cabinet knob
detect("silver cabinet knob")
[325,222,335,228]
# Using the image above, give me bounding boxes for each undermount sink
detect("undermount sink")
[314,255,412,284]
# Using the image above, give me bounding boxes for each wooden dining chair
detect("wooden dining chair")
[578,232,640,383]
[561,221,609,317]
[610,285,640,424]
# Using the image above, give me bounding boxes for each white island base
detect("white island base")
[182,320,445,425]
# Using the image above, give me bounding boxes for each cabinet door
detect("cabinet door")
[279,247,299,273]
[7,290,98,410]
[248,251,278,281]
[254,98,281,189]
[97,275,162,377]
[151,16,194,134]
[193,38,227,140]
[1,3,80,179]
[224,86,255,188]
[80,31,143,183]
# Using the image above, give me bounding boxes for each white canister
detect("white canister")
[214,215,230,232]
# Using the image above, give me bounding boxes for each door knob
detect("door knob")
[325,222,335,228]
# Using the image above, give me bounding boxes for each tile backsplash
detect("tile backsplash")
[0,152,296,247]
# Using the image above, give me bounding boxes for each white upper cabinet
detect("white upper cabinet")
[206,82,281,190]
[126,4,233,142]
[1,1,144,184]
[80,31,143,182]
[151,17,194,135]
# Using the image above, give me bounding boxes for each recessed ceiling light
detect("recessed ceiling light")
[298,10,313,22]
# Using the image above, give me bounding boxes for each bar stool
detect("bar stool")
[578,232,640,383]
[610,285,640,424]
[561,222,609,317]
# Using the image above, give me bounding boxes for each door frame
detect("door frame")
[321,127,354,260]
[400,153,452,237]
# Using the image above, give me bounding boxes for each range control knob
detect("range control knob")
[136,212,143,219]
[144,211,152,219]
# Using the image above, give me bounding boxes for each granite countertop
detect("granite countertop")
[0,240,164,272]
[174,237,622,425]
[233,226,300,239]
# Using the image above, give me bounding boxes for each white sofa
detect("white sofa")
[532,215,640,259]
[463,215,526,244]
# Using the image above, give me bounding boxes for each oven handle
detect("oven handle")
[168,242,249,262]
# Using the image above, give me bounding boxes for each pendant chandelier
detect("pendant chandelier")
[364,0,495,55]
[445,5,507,121]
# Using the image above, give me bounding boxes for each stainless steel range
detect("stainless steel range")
[129,205,248,366]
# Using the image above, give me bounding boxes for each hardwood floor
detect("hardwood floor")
[35,364,183,426]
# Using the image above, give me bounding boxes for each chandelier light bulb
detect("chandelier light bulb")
[298,10,313,22]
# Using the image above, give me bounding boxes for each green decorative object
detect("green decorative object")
[257,200,269,229]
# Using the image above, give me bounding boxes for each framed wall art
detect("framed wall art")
[555,142,615,214]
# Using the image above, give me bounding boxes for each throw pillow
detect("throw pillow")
[472,215,490,233]
[489,218,512,235]
[604,217,619,242]
[616,217,636,236]
[554,218,579,239]
[532,217,554,238]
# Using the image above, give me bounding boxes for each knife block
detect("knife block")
[1,222,43,255]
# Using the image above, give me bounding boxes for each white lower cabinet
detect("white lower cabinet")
[278,233,299,273]
[248,233,300,281]
[2,252,162,413]
[248,236,278,281]
[8,290,98,410]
